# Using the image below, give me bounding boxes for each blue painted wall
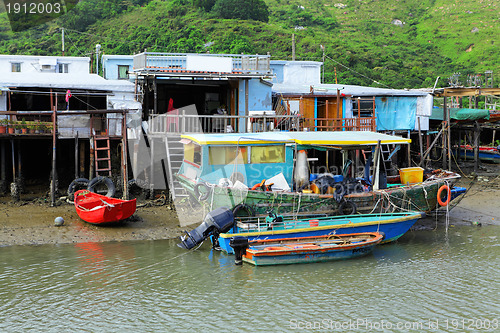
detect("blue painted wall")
[270,61,285,83]
[237,79,273,132]
[102,56,133,81]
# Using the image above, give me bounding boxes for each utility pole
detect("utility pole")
[292,34,295,61]
[321,45,325,83]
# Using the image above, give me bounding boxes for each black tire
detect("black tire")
[332,183,345,201]
[88,176,116,197]
[232,204,255,220]
[194,183,211,201]
[353,183,364,193]
[338,200,357,215]
[67,178,90,202]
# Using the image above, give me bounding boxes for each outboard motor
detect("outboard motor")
[266,211,284,230]
[178,207,234,249]
[229,236,249,265]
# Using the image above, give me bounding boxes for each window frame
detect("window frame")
[118,65,129,80]
[11,62,21,72]
[58,63,69,73]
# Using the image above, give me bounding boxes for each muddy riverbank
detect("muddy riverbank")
[1,162,498,247]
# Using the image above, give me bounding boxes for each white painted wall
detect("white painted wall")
[0,55,90,74]
[282,62,321,85]
[415,95,432,131]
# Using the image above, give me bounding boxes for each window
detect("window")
[58,63,69,73]
[250,146,285,164]
[118,65,129,80]
[184,143,202,166]
[354,98,375,118]
[11,63,21,72]
[209,147,248,165]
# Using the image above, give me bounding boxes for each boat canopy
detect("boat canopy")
[181,131,411,147]
[180,132,294,145]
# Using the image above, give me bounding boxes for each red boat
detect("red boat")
[74,190,137,224]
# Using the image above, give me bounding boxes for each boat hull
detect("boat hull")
[243,232,383,266]
[74,190,137,224]
[177,173,459,218]
[218,212,423,254]
[456,146,500,163]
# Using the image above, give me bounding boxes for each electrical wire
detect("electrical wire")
[324,54,391,88]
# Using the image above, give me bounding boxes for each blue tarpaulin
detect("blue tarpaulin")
[376,97,417,131]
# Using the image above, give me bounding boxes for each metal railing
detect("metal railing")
[300,116,376,132]
[147,112,377,135]
[133,52,271,74]
[148,112,300,135]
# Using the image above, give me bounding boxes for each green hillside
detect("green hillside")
[0,0,498,89]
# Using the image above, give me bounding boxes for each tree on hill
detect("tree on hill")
[212,0,269,22]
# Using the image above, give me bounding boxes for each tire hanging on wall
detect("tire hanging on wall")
[67,178,90,202]
[87,176,116,198]
[232,203,255,220]
[194,183,211,201]
[338,200,357,215]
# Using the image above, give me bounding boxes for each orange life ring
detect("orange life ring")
[264,246,288,251]
[437,185,451,206]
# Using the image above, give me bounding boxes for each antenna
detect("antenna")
[62,28,65,56]
[95,44,101,75]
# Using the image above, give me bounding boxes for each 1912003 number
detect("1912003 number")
[6,2,61,14]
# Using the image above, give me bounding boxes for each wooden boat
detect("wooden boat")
[176,132,462,218]
[456,144,500,163]
[74,190,137,224]
[239,232,383,266]
[217,211,424,254]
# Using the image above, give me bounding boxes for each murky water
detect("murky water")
[1,225,499,332]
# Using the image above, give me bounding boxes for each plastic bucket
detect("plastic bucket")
[309,219,319,227]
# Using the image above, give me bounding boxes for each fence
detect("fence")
[147,112,377,135]
[133,52,271,75]
[300,116,376,132]
[148,112,300,135]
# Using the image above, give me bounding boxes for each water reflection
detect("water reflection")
[0,226,498,332]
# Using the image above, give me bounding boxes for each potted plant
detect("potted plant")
[8,120,15,134]
[0,118,7,134]
[33,121,40,134]
[20,119,28,134]
[28,124,37,134]
[14,122,22,134]
[38,123,46,134]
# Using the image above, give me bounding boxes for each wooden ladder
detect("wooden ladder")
[94,136,112,177]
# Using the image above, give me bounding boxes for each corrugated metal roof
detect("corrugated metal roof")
[1,72,135,92]
[273,83,430,97]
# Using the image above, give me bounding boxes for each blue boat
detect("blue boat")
[456,145,500,163]
[217,211,424,254]
[240,232,383,266]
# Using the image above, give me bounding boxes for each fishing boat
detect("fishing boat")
[178,207,424,253]
[231,232,383,266]
[175,131,462,218]
[74,190,137,224]
[456,144,500,163]
[217,211,423,253]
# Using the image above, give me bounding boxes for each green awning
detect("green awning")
[431,108,490,121]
